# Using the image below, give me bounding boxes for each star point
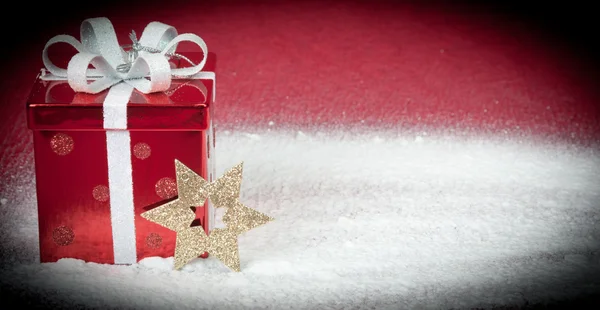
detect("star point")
[140,199,195,231]
[223,201,274,235]
[175,160,209,205]
[206,228,241,272]
[206,162,244,209]
[174,226,209,270]
[172,226,241,272]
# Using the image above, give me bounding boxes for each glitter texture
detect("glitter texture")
[50,133,74,156]
[174,227,240,271]
[102,83,131,129]
[223,200,274,236]
[175,160,209,205]
[141,199,196,231]
[146,233,162,248]
[156,177,178,199]
[133,142,151,160]
[106,130,137,264]
[204,228,241,272]
[142,160,211,269]
[173,227,208,269]
[92,185,110,202]
[52,226,75,246]
[143,160,210,230]
[206,163,243,210]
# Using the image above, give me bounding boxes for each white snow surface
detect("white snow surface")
[1,130,600,309]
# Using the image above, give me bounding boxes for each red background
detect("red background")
[1,0,599,192]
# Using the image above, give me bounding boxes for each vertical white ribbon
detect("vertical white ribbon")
[104,82,137,264]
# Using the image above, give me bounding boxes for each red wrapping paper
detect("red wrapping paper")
[27,52,216,264]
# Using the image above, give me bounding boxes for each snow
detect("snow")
[1,130,600,309]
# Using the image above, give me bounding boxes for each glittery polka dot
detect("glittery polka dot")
[155,177,177,199]
[133,142,151,160]
[92,185,110,202]
[50,133,74,156]
[146,233,162,248]
[52,226,75,246]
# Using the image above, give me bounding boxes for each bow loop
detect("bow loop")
[80,17,127,69]
[125,53,172,93]
[67,52,122,94]
[162,33,208,77]
[42,35,86,77]
[138,21,178,54]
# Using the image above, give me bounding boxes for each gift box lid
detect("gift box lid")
[27,52,215,131]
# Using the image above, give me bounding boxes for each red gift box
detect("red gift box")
[27,50,217,265]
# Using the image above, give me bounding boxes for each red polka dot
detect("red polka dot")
[146,233,162,248]
[52,226,75,246]
[155,177,177,199]
[133,142,151,160]
[50,133,74,156]
[92,185,109,202]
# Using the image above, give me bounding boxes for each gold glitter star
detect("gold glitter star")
[142,160,274,272]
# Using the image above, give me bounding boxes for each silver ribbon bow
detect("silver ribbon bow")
[41,17,209,94]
